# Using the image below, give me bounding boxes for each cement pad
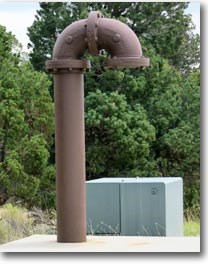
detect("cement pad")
[0,235,200,252]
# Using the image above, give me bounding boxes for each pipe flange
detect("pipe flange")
[86,11,103,56]
[46,59,91,73]
[105,57,150,69]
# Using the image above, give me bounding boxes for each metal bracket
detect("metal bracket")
[86,11,103,56]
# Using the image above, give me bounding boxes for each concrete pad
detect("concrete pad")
[0,235,200,253]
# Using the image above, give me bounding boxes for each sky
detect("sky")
[0,1,200,52]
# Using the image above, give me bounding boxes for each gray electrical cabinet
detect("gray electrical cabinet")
[86,178,183,236]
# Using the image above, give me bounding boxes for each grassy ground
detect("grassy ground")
[0,204,55,244]
[0,204,200,244]
[184,219,200,236]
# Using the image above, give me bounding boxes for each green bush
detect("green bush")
[184,182,200,220]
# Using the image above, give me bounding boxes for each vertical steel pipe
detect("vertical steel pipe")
[54,70,86,242]
[46,10,149,243]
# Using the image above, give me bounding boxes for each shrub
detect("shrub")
[184,182,200,220]
[0,203,33,244]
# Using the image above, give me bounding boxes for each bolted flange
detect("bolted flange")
[46,10,150,72]
[45,58,91,73]
[86,11,103,56]
[105,57,150,69]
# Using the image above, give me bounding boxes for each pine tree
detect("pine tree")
[0,25,55,208]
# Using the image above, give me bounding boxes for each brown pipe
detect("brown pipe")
[46,11,149,243]
[97,18,142,58]
[55,70,86,242]
[53,19,87,59]
[52,12,149,67]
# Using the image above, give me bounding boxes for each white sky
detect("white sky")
[0,1,200,53]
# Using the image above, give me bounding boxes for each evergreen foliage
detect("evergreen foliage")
[0,25,55,208]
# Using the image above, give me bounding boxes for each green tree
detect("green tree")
[0,25,55,208]
[84,49,200,181]
[159,70,200,179]
[160,70,200,218]
[27,2,89,71]
[85,89,156,178]
[0,25,20,63]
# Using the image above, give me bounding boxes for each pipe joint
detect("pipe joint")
[46,58,91,73]
[86,11,103,56]
[46,11,149,71]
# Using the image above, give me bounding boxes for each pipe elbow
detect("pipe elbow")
[53,19,87,59]
[97,18,149,68]
[48,11,149,70]
[98,18,142,58]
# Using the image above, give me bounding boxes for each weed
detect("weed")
[0,203,33,244]
[184,219,200,236]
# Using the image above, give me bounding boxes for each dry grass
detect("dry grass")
[184,219,200,236]
[0,203,33,244]
[0,203,200,244]
[0,204,56,244]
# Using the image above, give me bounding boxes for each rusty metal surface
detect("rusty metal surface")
[51,11,149,68]
[105,57,150,69]
[46,10,150,243]
[46,59,91,72]
[55,72,86,242]
[53,19,88,59]
[86,11,103,56]
[97,18,143,61]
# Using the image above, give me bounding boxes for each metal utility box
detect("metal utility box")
[86,178,183,236]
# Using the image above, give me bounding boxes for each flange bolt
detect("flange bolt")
[113,34,121,43]
[66,35,73,44]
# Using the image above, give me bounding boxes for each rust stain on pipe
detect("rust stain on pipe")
[46,11,149,243]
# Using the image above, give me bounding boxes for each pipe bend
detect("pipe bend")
[53,19,87,59]
[97,18,143,59]
[51,12,149,69]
